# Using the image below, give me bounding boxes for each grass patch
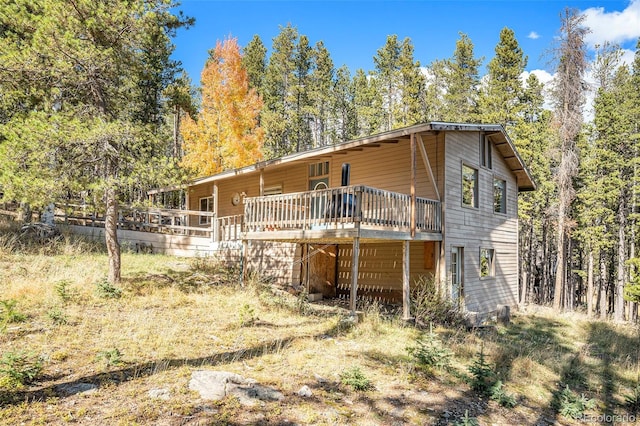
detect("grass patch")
[1,218,639,424]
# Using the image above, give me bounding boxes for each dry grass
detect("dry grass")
[1,222,640,425]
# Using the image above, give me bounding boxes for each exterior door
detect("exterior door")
[451,246,464,308]
[309,179,328,220]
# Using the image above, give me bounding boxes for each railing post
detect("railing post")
[354,186,363,226]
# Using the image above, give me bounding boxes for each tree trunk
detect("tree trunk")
[173,106,181,159]
[614,199,626,322]
[17,202,32,224]
[541,219,549,303]
[105,187,121,284]
[599,249,608,320]
[587,249,594,317]
[553,208,566,310]
[526,221,536,304]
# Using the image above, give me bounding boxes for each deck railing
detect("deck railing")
[55,204,241,241]
[243,185,441,234]
[52,186,441,242]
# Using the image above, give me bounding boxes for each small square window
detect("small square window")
[462,165,478,208]
[493,178,506,214]
[480,248,495,278]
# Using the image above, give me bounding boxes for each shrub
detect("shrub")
[411,275,463,327]
[238,303,257,326]
[468,347,517,407]
[0,299,27,331]
[95,277,122,299]
[453,410,479,426]
[489,380,517,408]
[556,385,595,419]
[468,346,496,395]
[54,280,76,303]
[47,306,68,325]
[407,325,453,371]
[0,351,43,388]
[340,366,374,391]
[97,348,124,367]
[624,383,640,413]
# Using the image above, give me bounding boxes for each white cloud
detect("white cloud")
[582,0,640,47]
[521,69,554,86]
[527,31,540,40]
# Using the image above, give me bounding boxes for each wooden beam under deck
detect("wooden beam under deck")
[243,228,442,244]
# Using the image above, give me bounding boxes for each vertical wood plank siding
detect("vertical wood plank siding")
[443,132,519,313]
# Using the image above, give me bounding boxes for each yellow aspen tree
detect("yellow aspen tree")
[181,37,264,176]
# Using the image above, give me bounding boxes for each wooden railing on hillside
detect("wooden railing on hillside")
[243,185,441,234]
[55,204,241,242]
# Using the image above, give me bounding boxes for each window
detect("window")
[480,248,495,278]
[309,161,330,219]
[480,134,492,169]
[462,164,478,208]
[451,246,464,308]
[263,185,283,196]
[308,161,330,179]
[493,178,506,214]
[199,196,214,225]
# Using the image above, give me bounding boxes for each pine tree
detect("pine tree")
[442,33,483,122]
[309,41,335,147]
[550,8,589,311]
[0,0,193,284]
[513,74,556,304]
[291,34,313,152]
[262,24,298,157]
[373,35,401,131]
[242,34,267,94]
[423,59,448,121]
[180,36,264,176]
[479,27,527,129]
[332,65,358,143]
[353,68,383,136]
[397,37,426,127]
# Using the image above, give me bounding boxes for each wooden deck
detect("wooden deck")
[53,185,441,246]
[243,185,441,243]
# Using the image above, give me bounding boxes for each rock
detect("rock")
[189,370,283,406]
[148,388,171,400]
[297,385,313,397]
[307,293,323,302]
[57,382,98,396]
[314,373,328,384]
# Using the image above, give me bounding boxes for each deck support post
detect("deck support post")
[402,240,412,321]
[241,239,248,286]
[349,237,360,315]
[410,134,416,238]
[212,183,219,242]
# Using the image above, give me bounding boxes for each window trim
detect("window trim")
[493,176,507,215]
[461,163,479,209]
[479,247,495,279]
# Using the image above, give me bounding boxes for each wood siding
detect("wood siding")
[328,137,439,199]
[336,242,436,300]
[245,241,301,286]
[443,132,519,313]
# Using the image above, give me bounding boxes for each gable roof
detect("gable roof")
[154,122,535,194]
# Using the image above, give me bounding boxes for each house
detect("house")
[153,121,535,317]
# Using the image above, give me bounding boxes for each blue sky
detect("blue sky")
[171,0,640,86]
